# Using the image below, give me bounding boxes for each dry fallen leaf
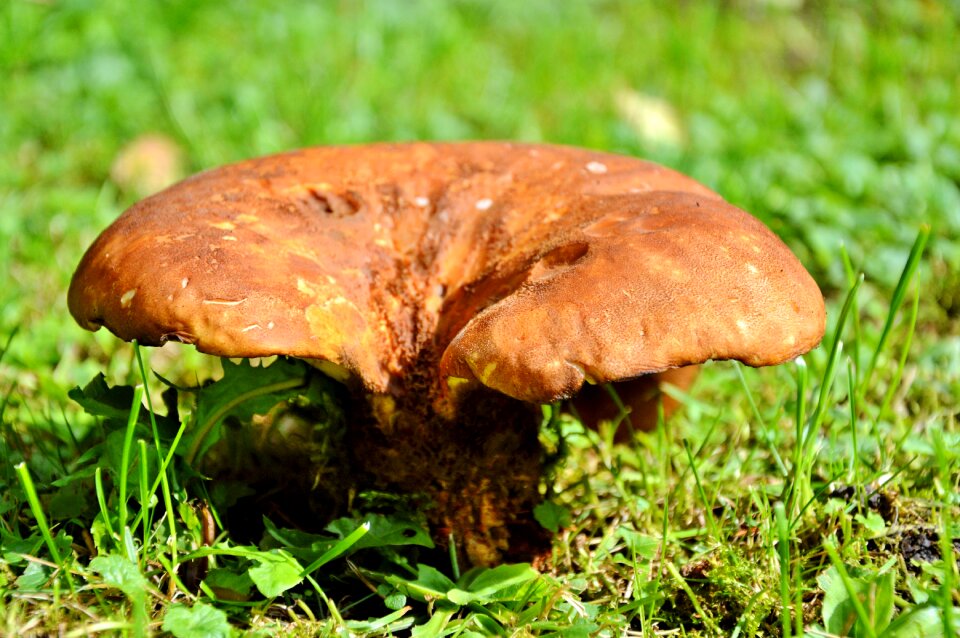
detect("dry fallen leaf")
[110,133,185,197]
[614,89,686,148]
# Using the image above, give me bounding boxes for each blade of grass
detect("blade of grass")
[786,357,808,518]
[847,358,860,482]
[932,428,958,638]
[133,343,179,568]
[448,532,461,581]
[861,225,929,395]
[788,273,862,520]
[117,384,144,559]
[131,416,190,535]
[735,363,787,476]
[875,281,920,424]
[301,521,370,576]
[655,421,671,593]
[0,326,18,365]
[809,271,863,438]
[0,382,18,487]
[683,439,719,540]
[822,535,878,638]
[839,244,863,381]
[603,383,636,441]
[94,467,117,544]
[775,502,792,638]
[137,439,151,558]
[15,462,77,595]
[665,561,721,635]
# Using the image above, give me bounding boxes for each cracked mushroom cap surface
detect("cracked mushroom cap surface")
[69,142,825,400]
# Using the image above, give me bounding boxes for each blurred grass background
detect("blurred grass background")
[2,0,958,469]
[2,1,960,633]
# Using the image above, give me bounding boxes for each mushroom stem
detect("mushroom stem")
[571,366,700,441]
[349,383,550,567]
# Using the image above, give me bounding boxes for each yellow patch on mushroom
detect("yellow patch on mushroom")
[446,376,470,390]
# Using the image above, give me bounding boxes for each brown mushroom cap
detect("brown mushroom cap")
[439,189,825,402]
[69,142,825,400]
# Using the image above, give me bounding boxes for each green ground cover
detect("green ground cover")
[1,0,958,635]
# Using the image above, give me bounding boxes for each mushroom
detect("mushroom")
[68,142,825,566]
[571,365,701,439]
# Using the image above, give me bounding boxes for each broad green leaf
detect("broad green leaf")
[247,549,304,598]
[384,591,407,610]
[69,374,143,422]
[447,563,538,605]
[69,374,176,435]
[471,614,504,634]
[89,554,148,600]
[2,534,43,565]
[89,515,111,555]
[411,608,455,638]
[855,511,888,539]
[616,527,660,559]
[162,602,233,638]
[89,554,150,635]
[47,481,92,520]
[533,500,571,533]
[15,561,49,592]
[204,568,254,600]
[345,606,415,633]
[300,521,369,575]
[261,516,338,561]
[183,358,324,463]
[882,605,945,638]
[390,564,457,602]
[818,564,896,637]
[325,513,433,550]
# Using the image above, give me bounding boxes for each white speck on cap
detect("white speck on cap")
[586,161,608,174]
[414,196,430,207]
[181,278,189,289]
[202,298,247,306]
[120,289,137,307]
[475,198,493,211]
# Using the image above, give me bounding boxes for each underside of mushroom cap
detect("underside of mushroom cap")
[68,142,824,399]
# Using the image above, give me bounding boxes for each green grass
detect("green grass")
[2,0,959,635]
